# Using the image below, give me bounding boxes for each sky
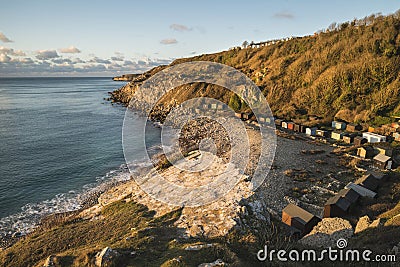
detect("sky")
[0,0,399,77]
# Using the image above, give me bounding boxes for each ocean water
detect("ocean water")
[0,77,160,235]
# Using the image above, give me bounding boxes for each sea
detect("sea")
[0,77,160,236]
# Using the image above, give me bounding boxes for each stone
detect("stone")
[198,259,226,267]
[300,218,353,248]
[355,216,381,234]
[184,243,213,251]
[95,247,120,267]
[369,218,381,228]
[43,255,56,267]
[355,216,372,234]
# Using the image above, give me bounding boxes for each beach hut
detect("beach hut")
[332,121,347,130]
[287,122,295,131]
[362,132,386,143]
[342,135,352,144]
[346,124,362,132]
[294,124,305,133]
[316,130,329,138]
[368,170,387,182]
[323,194,351,218]
[373,154,392,170]
[282,204,321,235]
[331,131,344,140]
[342,133,358,144]
[306,127,317,136]
[354,136,368,146]
[211,103,217,109]
[355,174,380,191]
[357,146,375,159]
[338,188,360,204]
[282,121,288,129]
[217,104,224,110]
[375,146,393,157]
[275,119,283,127]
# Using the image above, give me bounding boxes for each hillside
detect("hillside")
[112,11,400,126]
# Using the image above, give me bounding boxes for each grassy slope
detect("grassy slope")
[0,200,281,267]
[114,11,400,126]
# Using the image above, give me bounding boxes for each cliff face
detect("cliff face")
[112,11,400,125]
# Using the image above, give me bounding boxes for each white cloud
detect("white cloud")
[0,50,173,76]
[170,24,191,32]
[52,58,72,64]
[0,53,11,63]
[36,50,59,60]
[111,56,124,61]
[89,57,111,64]
[0,32,13,43]
[160,38,178,45]
[0,46,25,56]
[72,58,85,64]
[59,46,81,53]
[11,57,34,64]
[273,11,295,19]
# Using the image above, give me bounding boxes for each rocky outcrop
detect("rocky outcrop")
[354,215,381,234]
[43,255,56,267]
[198,259,226,267]
[95,247,120,267]
[79,151,269,238]
[300,218,353,248]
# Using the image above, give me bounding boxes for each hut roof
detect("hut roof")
[325,194,351,211]
[373,154,391,163]
[359,146,374,152]
[282,204,315,225]
[355,174,379,191]
[337,188,360,203]
[346,183,377,198]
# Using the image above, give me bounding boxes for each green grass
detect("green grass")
[0,200,274,267]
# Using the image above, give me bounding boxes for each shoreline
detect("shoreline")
[0,165,132,249]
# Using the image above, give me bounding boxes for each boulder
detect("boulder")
[300,218,353,248]
[355,216,381,234]
[95,247,120,267]
[198,259,226,267]
[43,255,56,267]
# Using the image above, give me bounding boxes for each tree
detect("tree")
[242,40,249,48]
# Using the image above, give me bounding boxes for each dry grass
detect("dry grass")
[0,199,292,267]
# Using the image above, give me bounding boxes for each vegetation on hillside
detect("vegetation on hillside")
[113,10,400,125]
[0,200,292,267]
